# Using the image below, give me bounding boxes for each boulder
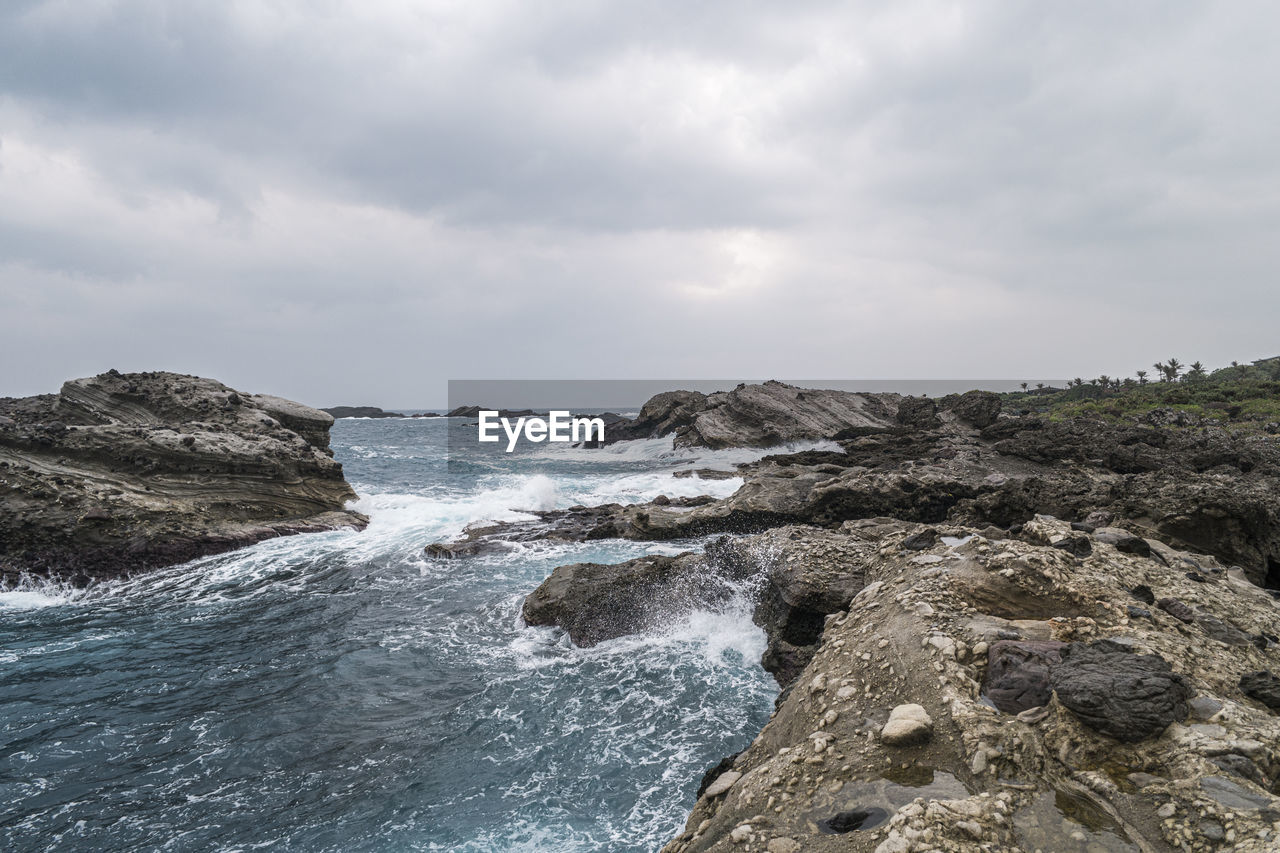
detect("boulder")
[1049,641,1191,742]
[879,703,933,745]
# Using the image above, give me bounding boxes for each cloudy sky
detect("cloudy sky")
[2,1,1277,407]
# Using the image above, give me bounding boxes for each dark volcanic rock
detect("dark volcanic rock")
[1158,597,1196,623]
[901,528,939,551]
[1239,670,1280,713]
[0,371,365,582]
[1052,535,1093,557]
[983,640,1068,714]
[1049,641,1192,742]
[1094,526,1153,557]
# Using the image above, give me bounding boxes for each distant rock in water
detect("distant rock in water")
[445,405,540,418]
[321,406,406,419]
[607,381,901,448]
[0,370,366,583]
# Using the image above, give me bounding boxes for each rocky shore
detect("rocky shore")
[475,380,1280,851]
[0,370,366,585]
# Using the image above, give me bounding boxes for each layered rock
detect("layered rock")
[0,370,366,583]
[607,381,902,448]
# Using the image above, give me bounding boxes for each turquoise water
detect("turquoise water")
[0,419,785,851]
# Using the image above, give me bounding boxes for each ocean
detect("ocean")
[0,417,812,851]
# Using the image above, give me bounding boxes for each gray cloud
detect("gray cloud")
[2,1,1278,405]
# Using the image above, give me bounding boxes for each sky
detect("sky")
[2,1,1278,408]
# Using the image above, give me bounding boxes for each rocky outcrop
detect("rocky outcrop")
[443,406,1280,588]
[607,381,901,448]
[529,515,1280,852]
[0,371,366,583]
[321,406,406,418]
[522,525,878,686]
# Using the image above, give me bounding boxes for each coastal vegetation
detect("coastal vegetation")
[1003,355,1280,427]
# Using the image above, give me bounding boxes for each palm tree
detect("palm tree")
[1165,358,1183,381]
[1020,382,1028,391]
[1098,375,1111,389]
[1187,361,1207,381]
[1071,377,1084,388]
[1136,370,1148,385]
[1153,362,1166,382]
[1036,383,1045,390]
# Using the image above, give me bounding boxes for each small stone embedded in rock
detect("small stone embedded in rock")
[766,838,801,853]
[703,770,742,798]
[1157,597,1195,623]
[1094,527,1152,557]
[1200,775,1274,811]
[1239,670,1280,713]
[901,529,938,551]
[879,703,933,746]
[1188,695,1223,720]
[1130,584,1155,604]
[1052,535,1093,557]
[1195,611,1252,646]
[818,807,890,833]
[1049,641,1191,742]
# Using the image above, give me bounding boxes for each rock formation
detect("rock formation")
[0,370,366,584]
[606,381,902,448]
[435,397,1280,588]
[525,514,1280,852]
[504,382,1280,851]
[321,406,406,418]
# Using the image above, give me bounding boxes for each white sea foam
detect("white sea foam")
[0,583,80,611]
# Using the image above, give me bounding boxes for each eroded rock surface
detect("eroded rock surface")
[524,515,1280,852]
[0,371,365,582]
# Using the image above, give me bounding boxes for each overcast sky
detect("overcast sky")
[2,1,1277,407]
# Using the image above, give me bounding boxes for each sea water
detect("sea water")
[0,418,810,851]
